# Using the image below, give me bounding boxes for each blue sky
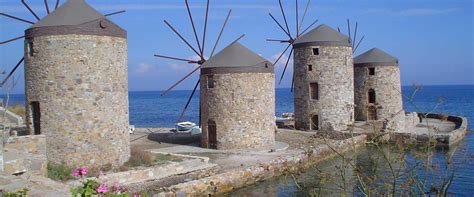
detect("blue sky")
[1,0,473,94]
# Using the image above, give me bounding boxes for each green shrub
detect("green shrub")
[47,163,75,181]
[4,188,28,197]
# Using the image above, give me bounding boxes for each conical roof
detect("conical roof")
[202,42,269,68]
[294,24,351,47]
[354,48,398,66]
[32,0,104,28]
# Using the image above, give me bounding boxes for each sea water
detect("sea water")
[5,85,474,195]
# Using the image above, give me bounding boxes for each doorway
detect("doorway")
[31,101,41,134]
[311,115,319,130]
[207,120,217,149]
[368,106,377,121]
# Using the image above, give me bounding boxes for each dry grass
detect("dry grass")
[120,147,184,171]
[8,104,26,117]
[124,147,155,168]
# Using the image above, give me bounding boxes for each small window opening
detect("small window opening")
[207,75,214,89]
[312,48,319,55]
[308,65,313,71]
[311,115,319,130]
[310,82,319,100]
[368,89,376,104]
[369,67,375,75]
[28,42,34,57]
[207,120,217,149]
[30,101,41,135]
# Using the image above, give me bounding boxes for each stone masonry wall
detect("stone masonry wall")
[354,65,403,121]
[200,72,275,150]
[294,46,354,131]
[24,34,130,168]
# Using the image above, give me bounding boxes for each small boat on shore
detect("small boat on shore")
[175,122,202,135]
[275,113,295,122]
[275,113,295,128]
[176,122,196,131]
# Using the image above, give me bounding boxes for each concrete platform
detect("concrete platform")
[413,118,456,134]
[351,113,468,147]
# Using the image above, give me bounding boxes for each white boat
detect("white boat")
[175,122,196,132]
[275,113,295,123]
[175,122,202,135]
[275,117,292,123]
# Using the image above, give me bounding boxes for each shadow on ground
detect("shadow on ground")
[147,131,201,146]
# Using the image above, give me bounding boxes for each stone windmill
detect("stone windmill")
[1,0,129,169]
[200,42,275,150]
[268,0,354,132]
[156,1,274,150]
[353,48,404,122]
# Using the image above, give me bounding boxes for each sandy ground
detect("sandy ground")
[130,128,352,172]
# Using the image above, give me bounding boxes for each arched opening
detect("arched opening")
[207,120,217,149]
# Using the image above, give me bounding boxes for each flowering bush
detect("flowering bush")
[70,167,149,197]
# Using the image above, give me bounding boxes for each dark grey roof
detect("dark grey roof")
[354,48,398,65]
[32,0,104,28]
[294,24,351,47]
[202,42,269,68]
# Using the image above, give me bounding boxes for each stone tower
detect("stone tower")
[354,48,403,121]
[200,42,275,150]
[293,24,354,132]
[24,0,130,168]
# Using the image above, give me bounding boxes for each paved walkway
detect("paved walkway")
[0,173,69,197]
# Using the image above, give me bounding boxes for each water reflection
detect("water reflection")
[228,134,473,196]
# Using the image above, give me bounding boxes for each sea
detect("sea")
[4,85,474,195]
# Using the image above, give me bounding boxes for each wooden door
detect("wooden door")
[368,106,377,121]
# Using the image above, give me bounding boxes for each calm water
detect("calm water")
[4,85,474,195]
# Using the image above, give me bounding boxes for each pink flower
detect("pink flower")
[112,182,120,192]
[97,183,108,193]
[133,195,141,197]
[72,169,80,177]
[120,186,129,193]
[80,167,88,176]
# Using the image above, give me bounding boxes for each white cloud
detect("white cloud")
[134,62,155,75]
[168,63,194,71]
[365,7,461,17]
[399,8,459,16]
[270,51,293,67]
